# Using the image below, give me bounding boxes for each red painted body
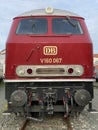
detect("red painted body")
[5,16,93,80]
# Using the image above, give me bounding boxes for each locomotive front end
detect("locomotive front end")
[5,8,95,118]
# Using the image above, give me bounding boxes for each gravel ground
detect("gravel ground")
[0,82,98,130]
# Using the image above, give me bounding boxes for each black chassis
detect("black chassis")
[5,81,94,114]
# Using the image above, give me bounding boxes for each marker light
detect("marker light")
[27,68,33,74]
[68,68,74,74]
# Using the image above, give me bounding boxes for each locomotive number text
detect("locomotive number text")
[40,58,62,64]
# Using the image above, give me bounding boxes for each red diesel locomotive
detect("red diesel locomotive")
[5,7,95,118]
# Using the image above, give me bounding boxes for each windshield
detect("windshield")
[52,18,83,34]
[16,18,48,34]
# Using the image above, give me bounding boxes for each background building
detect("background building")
[0,49,5,79]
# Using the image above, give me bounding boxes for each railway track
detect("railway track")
[19,115,73,130]
[19,118,29,130]
[65,117,73,130]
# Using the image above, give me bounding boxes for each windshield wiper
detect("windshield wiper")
[65,15,77,28]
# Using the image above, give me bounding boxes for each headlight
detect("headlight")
[16,66,25,76]
[75,66,84,76]
[45,7,54,14]
[18,69,25,75]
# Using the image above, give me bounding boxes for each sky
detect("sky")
[0,0,98,53]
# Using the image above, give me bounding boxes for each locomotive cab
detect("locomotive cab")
[5,7,95,118]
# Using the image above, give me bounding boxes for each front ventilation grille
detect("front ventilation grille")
[36,68,65,74]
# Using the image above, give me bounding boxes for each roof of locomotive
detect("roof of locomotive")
[17,7,81,18]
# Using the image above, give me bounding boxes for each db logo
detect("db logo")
[43,46,58,55]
